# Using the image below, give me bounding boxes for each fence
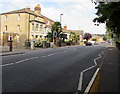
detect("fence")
[0,46,10,52]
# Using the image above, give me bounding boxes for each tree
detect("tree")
[70,32,79,42]
[93,2,120,47]
[60,33,67,43]
[46,32,53,42]
[51,21,62,39]
[103,36,107,41]
[92,38,98,41]
[83,33,92,41]
[51,21,63,46]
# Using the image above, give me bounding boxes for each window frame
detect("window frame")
[18,14,20,20]
[5,25,7,32]
[17,25,20,31]
[32,23,34,32]
[5,15,8,21]
[36,23,39,32]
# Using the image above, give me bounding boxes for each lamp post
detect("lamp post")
[60,14,63,27]
[59,14,63,47]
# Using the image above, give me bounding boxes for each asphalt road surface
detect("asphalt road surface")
[2,45,106,93]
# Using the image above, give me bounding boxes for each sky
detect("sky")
[0,0,106,34]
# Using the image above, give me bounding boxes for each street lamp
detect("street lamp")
[60,14,63,35]
[60,14,63,26]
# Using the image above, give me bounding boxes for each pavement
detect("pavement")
[99,46,119,93]
[0,47,44,56]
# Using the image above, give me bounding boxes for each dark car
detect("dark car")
[86,42,92,46]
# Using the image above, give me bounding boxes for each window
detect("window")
[46,28,50,33]
[8,35,13,41]
[5,15,7,21]
[40,35,42,38]
[18,14,20,20]
[17,25,20,31]
[40,24,43,32]
[36,24,39,32]
[5,25,7,32]
[35,35,38,38]
[47,21,50,25]
[32,23,34,32]
[34,16,37,20]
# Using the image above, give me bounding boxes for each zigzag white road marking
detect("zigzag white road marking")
[77,49,106,91]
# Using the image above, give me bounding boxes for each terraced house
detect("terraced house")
[0,4,54,48]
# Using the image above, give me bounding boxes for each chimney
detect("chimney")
[34,4,41,15]
[63,25,67,31]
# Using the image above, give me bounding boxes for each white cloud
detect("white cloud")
[0,0,106,34]
[40,0,106,34]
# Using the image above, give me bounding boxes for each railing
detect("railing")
[0,46,10,52]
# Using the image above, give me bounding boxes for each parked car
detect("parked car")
[94,41,98,45]
[86,42,92,46]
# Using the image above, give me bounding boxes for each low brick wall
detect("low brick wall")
[0,46,10,52]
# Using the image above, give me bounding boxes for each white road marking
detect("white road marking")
[15,58,30,64]
[84,68,100,94]
[29,57,39,60]
[78,72,83,90]
[77,50,104,91]
[1,63,14,67]
[48,53,54,56]
[2,48,79,67]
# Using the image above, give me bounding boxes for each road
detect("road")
[2,45,106,93]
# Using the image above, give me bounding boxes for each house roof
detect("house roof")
[41,15,54,22]
[64,30,84,35]
[0,8,42,17]
[29,20,45,24]
[0,8,54,23]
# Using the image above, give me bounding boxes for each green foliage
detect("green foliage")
[93,2,120,44]
[103,36,107,41]
[60,33,67,43]
[70,32,79,42]
[84,41,87,44]
[46,32,53,42]
[92,38,98,41]
[83,33,92,41]
[66,40,72,45]
[51,21,62,38]
[34,41,42,47]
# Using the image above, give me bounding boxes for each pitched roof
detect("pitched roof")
[0,8,55,22]
[64,30,84,35]
[0,8,44,17]
[41,15,54,22]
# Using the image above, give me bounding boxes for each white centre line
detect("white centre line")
[2,48,78,67]
[15,58,30,64]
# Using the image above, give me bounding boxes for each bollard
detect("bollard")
[31,41,35,50]
[8,40,12,51]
